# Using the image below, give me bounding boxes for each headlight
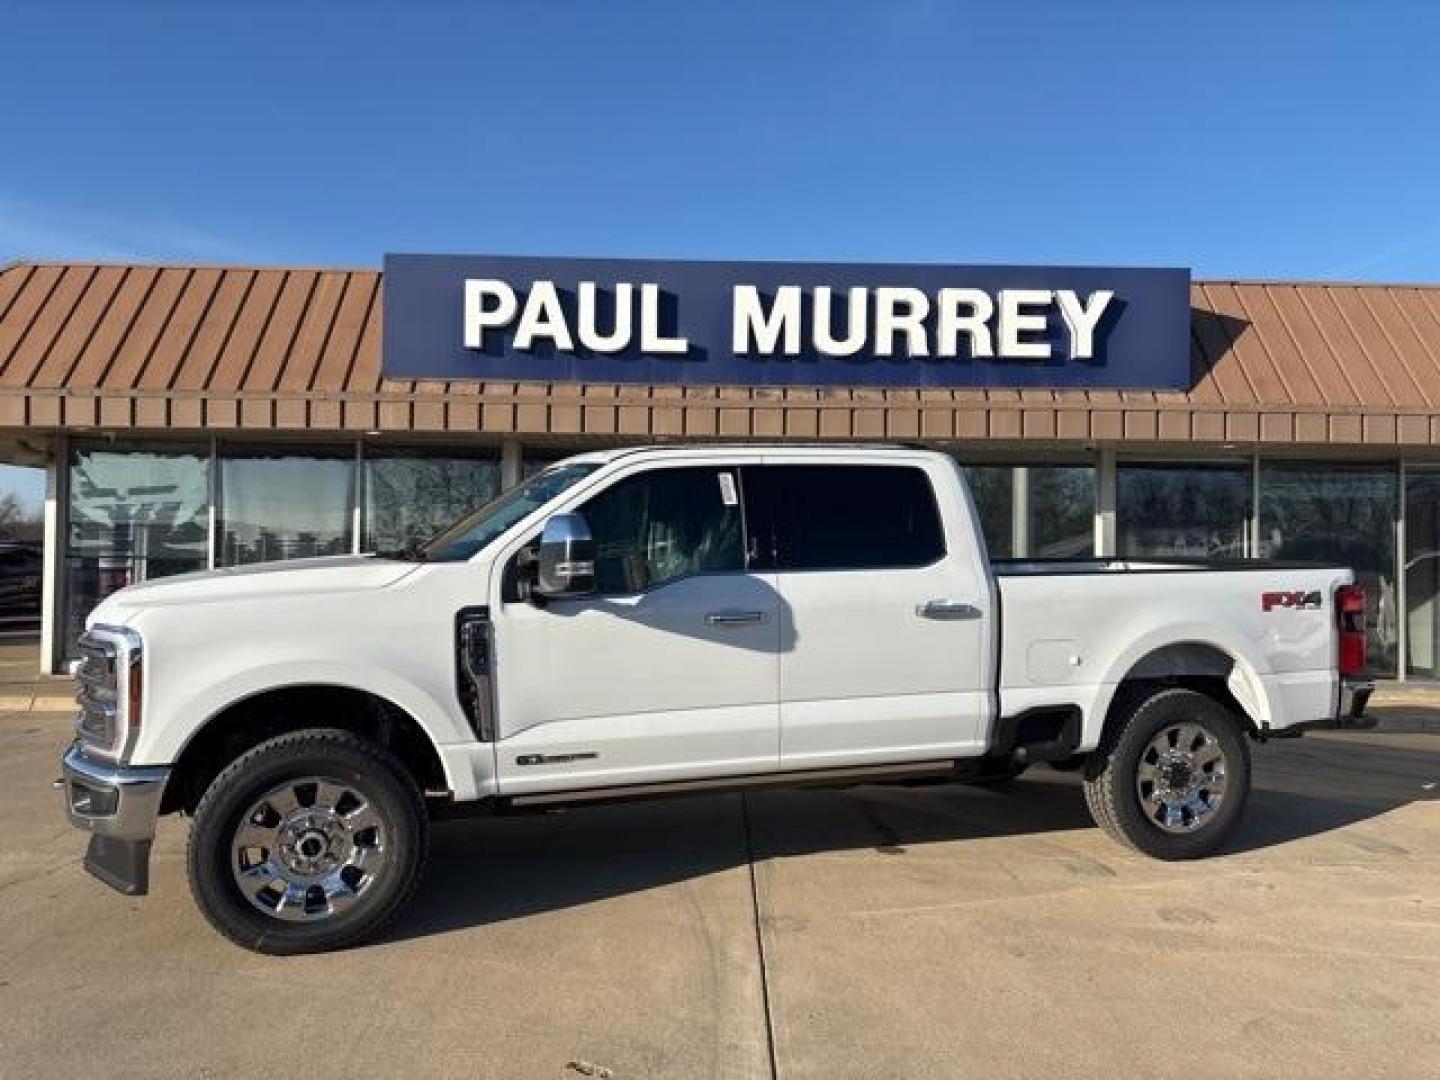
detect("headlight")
[74,625,143,761]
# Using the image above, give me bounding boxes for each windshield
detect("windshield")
[413,463,601,562]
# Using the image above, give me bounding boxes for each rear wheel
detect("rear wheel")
[187,729,428,955]
[1082,688,1250,859]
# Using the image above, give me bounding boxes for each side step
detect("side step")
[503,759,959,810]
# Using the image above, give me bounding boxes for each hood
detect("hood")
[91,555,425,622]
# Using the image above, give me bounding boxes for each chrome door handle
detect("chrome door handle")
[916,600,982,620]
[706,610,766,627]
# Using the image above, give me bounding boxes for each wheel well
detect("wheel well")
[1103,643,1260,745]
[160,685,449,815]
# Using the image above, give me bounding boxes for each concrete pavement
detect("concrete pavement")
[2,705,1437,1078]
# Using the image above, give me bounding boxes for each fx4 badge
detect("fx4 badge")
[1261,589,1323,613]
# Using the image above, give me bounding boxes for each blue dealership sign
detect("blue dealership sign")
[383,253,1191,390]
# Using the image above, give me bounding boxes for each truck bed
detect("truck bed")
[992,557,1347,576]
[991,557,1353,746]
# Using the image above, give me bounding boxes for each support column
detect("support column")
[39,433,68,675]
[352,440,364,555]
[206,435,218,570]
[1010,466,1030,558]
[1094,447,1116,557]
[1249,450,1262,559]
[1397,458,1407,681]
[500,439,523,489]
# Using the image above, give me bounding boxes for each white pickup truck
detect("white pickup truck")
[59,445,1373,953]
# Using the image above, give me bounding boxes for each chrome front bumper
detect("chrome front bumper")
[57,743,171,895]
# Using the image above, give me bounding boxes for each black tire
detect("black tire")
[1082,688,1251,859]
[186,729,428,955]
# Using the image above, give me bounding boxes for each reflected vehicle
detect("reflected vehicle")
[0,542,41,615]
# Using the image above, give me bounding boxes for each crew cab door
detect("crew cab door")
[491,463,780,794]
[746,459,993,769]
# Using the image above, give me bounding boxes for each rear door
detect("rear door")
[492,463,781,794]
[747,458,992,769]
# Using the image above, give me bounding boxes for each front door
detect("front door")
[747,459,993,770]
[492,464,780,794]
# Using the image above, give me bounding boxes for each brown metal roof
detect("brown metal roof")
[3,261,1440,446]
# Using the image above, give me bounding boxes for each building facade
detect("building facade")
[1,259,1439,678]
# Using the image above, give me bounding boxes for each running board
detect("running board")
[504,759,958,810]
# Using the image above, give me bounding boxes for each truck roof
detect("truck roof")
[550,443,934,467]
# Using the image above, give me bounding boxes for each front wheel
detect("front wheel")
[1082,688,1251,859]
[187,729,428,955]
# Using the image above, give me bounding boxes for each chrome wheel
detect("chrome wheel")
[1135,722,1229,834]
[230,776,386,922]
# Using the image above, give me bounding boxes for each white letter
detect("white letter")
[812,286,867,357]
[873,286,930,357]
[639,283,690,354]
[512,281,575,351]
[1056,289,1113,360]
[732,284,802,355]
[463,279,517,349]
[998,289,1053,359]
[936,288,994,358]
[577,282,633,353]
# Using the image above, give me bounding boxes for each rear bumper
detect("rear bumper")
[1266,677,1375,738]
[1334,677,1376,729]
[57,743,170,895]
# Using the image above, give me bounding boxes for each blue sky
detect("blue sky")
[1,1,1439,282]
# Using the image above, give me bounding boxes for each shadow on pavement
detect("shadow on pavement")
[387,730,1439,944]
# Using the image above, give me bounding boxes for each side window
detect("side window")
[759,465,945,571]
[579,467,745,593]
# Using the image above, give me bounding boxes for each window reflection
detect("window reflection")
[1259,461,1397,676]
[64,444,209,658]
[363,452,501,554]
[1029,466,1095,557]
[1118,463,1250,558]
[960,463,1094,559]
[1405,469,1440,679]
[962,466,1013,558]
[217,448,355,566]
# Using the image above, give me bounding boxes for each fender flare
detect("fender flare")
[150,659,464,792]
[1087,622,1276,739]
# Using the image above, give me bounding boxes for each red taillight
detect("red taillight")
[1336,584,1366,676]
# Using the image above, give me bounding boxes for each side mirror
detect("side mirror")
[535,512,596,599]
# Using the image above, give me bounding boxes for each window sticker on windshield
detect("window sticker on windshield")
[718,472,739,506]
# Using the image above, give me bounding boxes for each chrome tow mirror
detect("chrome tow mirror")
[535,512,596,599]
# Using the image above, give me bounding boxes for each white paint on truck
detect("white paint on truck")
[60,444,1372,953]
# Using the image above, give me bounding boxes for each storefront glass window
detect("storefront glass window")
[1117,462,1251,558]
[64,444,209,658]
[1028,465,1095,557]
[1259,461,1397,675]
[961,466,1013,558]
[1404,467,1440,679]
[958,463,1094,559]
[217,448,355,566]
[363,451,502,554]
[0,464,44,622]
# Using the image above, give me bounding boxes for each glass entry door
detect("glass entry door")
[1406,468,1440,678]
